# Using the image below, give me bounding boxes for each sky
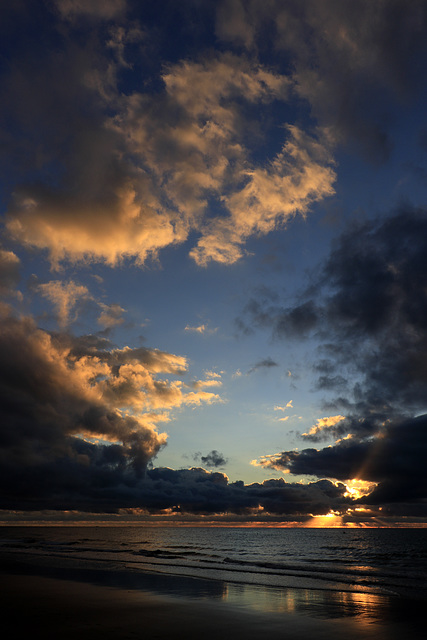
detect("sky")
[1,0,427,527]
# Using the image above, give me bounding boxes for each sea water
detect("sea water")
[1,526,426,603]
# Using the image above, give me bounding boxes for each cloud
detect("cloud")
[301,415,346,441]
[243,207,427,415]
[216,0,427,162]
[248,357,278,374]
[184,323,217,335]
[0,249,20,295]
[0,313,220,510]
[35,280,127,330]
[0,306,353,516]
[190,125,336,266]
[185,324,207,334]
[2,8,335,269]
[244,207,427,514]
[193,450,228,468]
[54,0,128,20]
[238,295,319,339]
[191,378,222,390]
[36,280,91,327]
[140,468,351,516]
[253,415,427,515]
[97,302,126,328]
[274,401,293,411]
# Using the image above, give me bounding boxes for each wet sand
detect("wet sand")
[1,554,425,639]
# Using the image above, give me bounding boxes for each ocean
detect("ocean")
[0,525,426,604]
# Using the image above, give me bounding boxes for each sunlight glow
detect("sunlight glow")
[343,479,378,499]
[305,511,343,527]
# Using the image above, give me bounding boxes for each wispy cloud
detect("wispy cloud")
[274,401,293,411]
[248,357,278,374]
[97,302,126,328]
[184,323,218,335]
[36,280,90,327]
[5,35,334,269]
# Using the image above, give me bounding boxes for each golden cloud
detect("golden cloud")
[6,52,334,269]
[302,414,346,438]
[36,280,90,327]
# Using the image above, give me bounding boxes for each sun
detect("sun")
[305,511,343,528]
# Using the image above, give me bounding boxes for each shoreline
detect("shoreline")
[1,551,426,639]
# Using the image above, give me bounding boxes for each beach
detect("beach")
[1,551,425,640]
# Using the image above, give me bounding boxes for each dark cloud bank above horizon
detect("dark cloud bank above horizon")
[241,207,427,518]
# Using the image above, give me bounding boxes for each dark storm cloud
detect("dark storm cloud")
[0,314,165,509]
[245,207,427,512]
[260,415,427,515]
[0,311,350,515]
[217,0,427,162]
[0,311,349,515]
[243,207,427,418]
[141,467,350,516]
[0,314,217,511]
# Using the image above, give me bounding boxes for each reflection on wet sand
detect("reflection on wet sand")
[222,581,389,618]
[2,551,424,638]
[220,580,424,636]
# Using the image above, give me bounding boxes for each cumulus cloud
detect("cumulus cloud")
[0,313,220,510]
[0,306,353,516]
[2,7,334,269]
[140,467,351,516]
[253,415,427,516]
[3,1,426,276]
[192,450,228,468]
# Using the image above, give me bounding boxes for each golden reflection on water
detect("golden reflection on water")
[220,581,388,624]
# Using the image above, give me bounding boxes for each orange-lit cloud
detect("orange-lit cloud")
[305,511,343,528]
[6,51,334,269]
[36,279,90,327]
[0,249,21,295]
[251,454,290,473]
[302,414,346,439]
[0,313,220,456]
[274,401,293,411]
[97,302,126,328]
[184,323,218,335]
[190,126,336,265]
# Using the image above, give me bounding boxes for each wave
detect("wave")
[1,526,426,599]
